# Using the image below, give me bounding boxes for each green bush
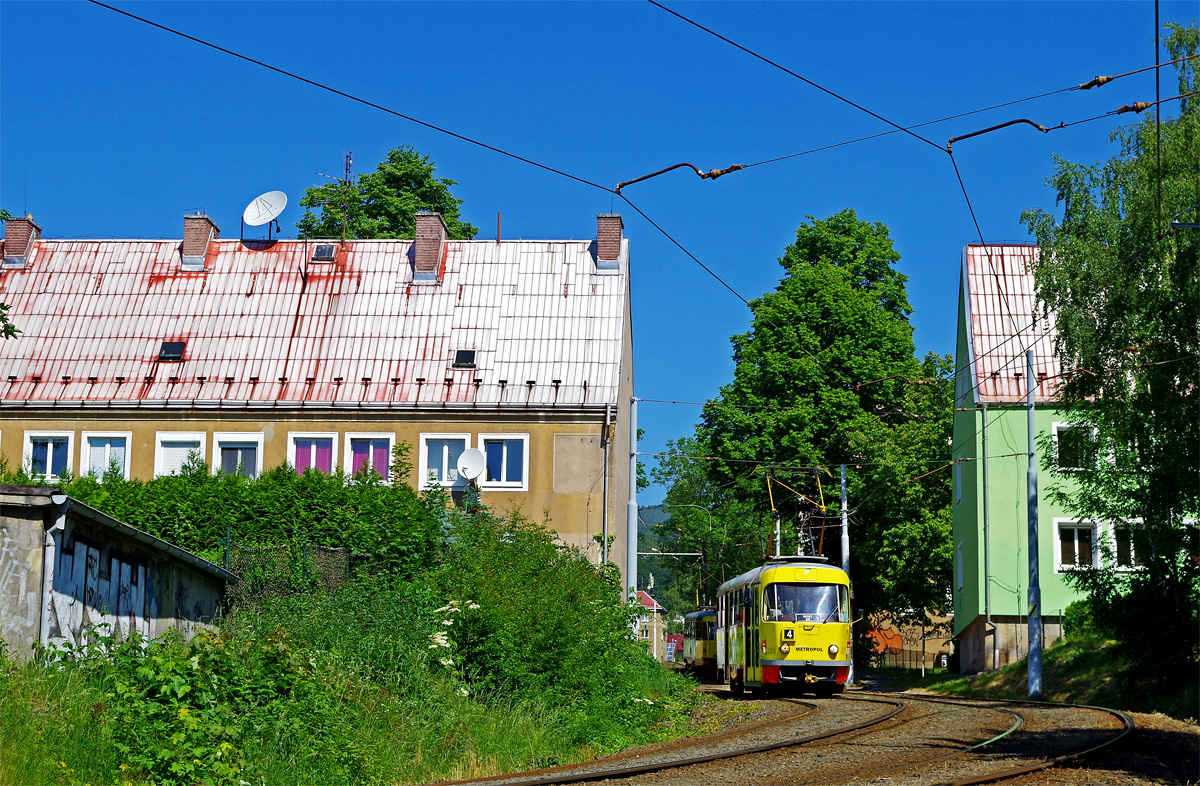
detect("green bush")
[434,507,695,753]
[0,446,443,575]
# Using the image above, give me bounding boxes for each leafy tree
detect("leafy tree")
[296,145,478,240]
[656,210,953,624]
[0,208,20,339]
[1020,23,1199,681]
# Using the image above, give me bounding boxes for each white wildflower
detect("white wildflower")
[434,606,451,613]
[467,602,480,610]
[448,600,461,607]
[439,658,454,667]
[458,687,468,696]
[442,619,454,626]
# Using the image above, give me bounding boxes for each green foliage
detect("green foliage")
[296,145,477,240]
[1062,599,1097,638]
[1020,23,1199,681]
[434,505,693,752]
[0,447,443,575]
[654,210,953,623]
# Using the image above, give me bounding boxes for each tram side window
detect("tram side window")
[763,583,844,623]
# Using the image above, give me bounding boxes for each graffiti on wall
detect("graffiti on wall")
[44,520,219,649]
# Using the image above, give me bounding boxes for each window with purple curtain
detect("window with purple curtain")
[295,438,333,474]
[351,438,390,478]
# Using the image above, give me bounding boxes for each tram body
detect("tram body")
[681,608,717,671]
[716,556,851,696]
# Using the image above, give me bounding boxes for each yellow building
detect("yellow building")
[0,211,633,585]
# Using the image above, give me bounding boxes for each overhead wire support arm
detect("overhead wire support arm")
[615,162,745,194]
[947,118,1050,152]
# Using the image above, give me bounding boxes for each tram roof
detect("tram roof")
[717,556,849,596]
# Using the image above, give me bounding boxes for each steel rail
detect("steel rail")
[799,693,1027,785]
[429,698,818,786]
[435,696,903,786]
[908,694,1136,786]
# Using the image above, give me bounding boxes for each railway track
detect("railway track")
[433,690,1132,786]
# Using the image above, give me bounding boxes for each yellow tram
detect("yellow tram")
[716,555,852,696]
[681,608,717,672]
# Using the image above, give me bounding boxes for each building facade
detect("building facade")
[0,211,633,585]
[951,244,1118,674]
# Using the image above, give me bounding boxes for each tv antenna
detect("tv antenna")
[315,150,354,244]
[241,190,287,241]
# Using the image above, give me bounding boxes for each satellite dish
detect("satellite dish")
[457,448,485,482]
[242,190,288,227]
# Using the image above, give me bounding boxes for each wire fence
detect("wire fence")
[225,542,366,606]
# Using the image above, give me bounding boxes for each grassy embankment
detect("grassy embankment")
[0,511,736,785]
[866,633,1198,722]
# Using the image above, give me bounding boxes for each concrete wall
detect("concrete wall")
[957,614,1064,675]
[0,486,231,661]
[0,502,45,654]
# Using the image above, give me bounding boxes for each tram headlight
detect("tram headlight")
[828,643,839,658]
[780,642,790,655]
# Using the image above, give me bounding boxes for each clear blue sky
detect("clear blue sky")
[2,1,1195,504]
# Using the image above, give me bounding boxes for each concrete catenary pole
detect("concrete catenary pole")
[841,464,854,685]
[627,396,639,599]
[1026,350,1043,699]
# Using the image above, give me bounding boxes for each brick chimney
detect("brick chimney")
[596,213,623,271]
[181,212,219,271]
[3,214,41,269]
[413,211,446,283]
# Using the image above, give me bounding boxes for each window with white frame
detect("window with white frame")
[214,433,264,479]
[480,433,529,490]
[82,431,132,479]
[1112,525,1142,569]
[25,431,73,481]
[155,432,206,477]
[419,433,470,487]
[345,433,394,480]
[289,432,337,475]
[1057,521,1099,570]
[1053,423,1097,471]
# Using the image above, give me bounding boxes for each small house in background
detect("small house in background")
[952,244,1100,674]
[0,484,237,661]
[0,211,633,587]
[636,589,668,660]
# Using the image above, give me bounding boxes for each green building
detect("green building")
[952,244,1119,674]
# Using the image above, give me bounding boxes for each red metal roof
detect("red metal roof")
[963,244,1060,403]
[0,236,629,410]
[636,590,666,612]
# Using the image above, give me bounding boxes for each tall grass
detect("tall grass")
[0,653,116,785]
[0,505,703,785]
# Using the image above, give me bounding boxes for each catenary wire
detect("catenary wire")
[85,0,611,194]
[647,0,950,152]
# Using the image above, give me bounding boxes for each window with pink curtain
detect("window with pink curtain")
[351,438,390,478]
[295,438,333,474]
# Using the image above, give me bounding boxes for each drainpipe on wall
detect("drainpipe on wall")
[626,397,639,598]
[40,493,69,650]
[982,403,997,671]
[602,404,612,566]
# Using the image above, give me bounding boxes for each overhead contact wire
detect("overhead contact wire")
[646,0,945,153]
[85,0,611,195]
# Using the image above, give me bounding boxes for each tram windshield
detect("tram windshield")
[762,583,846,623]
